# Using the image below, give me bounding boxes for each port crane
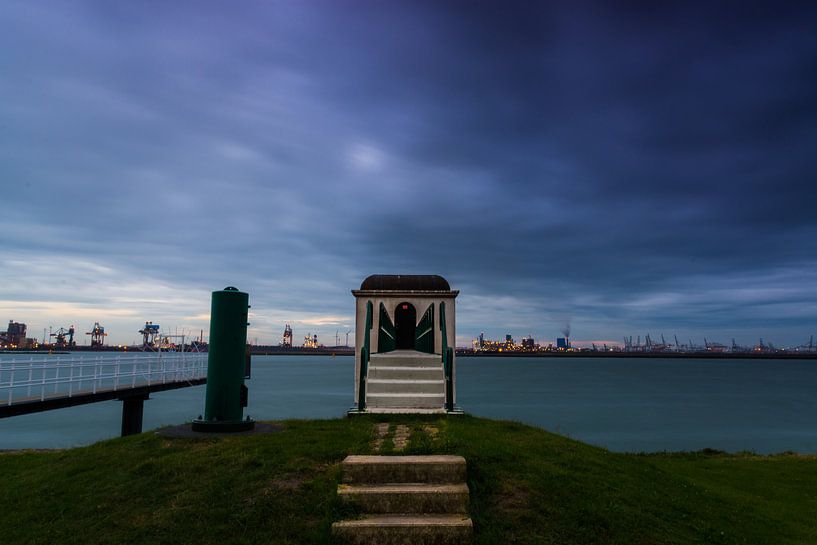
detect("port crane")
[86,322,107,348]
[50,326,76,348]
[138,322,160,348]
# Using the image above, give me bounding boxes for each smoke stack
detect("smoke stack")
[560,322,571,349]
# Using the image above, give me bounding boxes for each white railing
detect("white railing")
[0,352,208,406]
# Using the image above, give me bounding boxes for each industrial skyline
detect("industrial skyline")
[1,2,816,347]
[3,315,815,355]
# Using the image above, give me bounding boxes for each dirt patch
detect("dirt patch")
[371,422,391,452]
[393,424,411,451]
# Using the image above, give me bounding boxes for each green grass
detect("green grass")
[1,416,815,544]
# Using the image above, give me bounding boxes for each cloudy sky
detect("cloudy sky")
[1,1,816,348]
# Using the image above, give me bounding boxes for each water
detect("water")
[1,354,816,453]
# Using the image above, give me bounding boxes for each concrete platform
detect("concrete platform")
[155,422,283,439]
[367,392,446,408]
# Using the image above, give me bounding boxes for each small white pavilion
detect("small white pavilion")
[351,274,460,413]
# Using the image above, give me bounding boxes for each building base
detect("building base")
[347,406,465,417]
[191,417,255,432]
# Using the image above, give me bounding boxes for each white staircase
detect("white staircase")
[366,350,446,413]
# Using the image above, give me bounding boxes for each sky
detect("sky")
[1,1,816,348]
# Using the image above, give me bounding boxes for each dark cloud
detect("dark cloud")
[0,1,815,346]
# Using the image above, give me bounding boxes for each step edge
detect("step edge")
[332,515,473,528]
[343,455,466,463]
[338,483,469,493]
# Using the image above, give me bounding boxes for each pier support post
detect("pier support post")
[120,394,149,437]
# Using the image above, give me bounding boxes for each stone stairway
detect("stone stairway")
[366,350,446,412]
[332,455,473,545]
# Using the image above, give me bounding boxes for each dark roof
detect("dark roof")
[360,274,451,291]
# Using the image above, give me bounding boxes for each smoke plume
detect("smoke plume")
[561,322,571,338]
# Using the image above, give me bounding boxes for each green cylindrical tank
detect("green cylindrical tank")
[192,287,254,432]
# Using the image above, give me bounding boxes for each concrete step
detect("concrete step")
[338,483,469,514]
[367,392,445,409]
[370,351,442,367]
[341,455,467,485]
[366,379,445,395]
[331,514,473,545]
[364,407,448,415]
[368,366,443,381]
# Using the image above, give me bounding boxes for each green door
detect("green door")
[377,302,396,353]
[414,303,435,354]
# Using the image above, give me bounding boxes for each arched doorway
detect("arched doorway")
[394,302,416,349]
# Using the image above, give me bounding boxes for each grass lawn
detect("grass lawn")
[1,416,815,544]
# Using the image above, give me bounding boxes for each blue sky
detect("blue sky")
[1,1,816,348]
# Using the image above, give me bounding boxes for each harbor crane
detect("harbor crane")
[139,322,160,348]
[86,322,107,348]
[50,326,76,348]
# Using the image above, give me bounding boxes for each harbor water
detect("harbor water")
[1,354,816,453]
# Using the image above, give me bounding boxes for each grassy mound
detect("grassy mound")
[1,416,815,544]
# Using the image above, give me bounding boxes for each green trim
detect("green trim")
[357,300,373,411]
[377,302,396,353]
[414,303,435,353]
[440,302,454,412]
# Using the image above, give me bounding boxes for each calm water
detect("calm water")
[1,355,816,453]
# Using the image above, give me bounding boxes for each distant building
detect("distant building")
[556,337,568,350]
[505,334,513,344]
[521,336,535,349]
[6,321,26,346]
